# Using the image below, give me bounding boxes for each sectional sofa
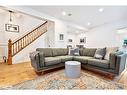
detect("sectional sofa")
[29,48,127,76]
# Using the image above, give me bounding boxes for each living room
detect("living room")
[0,0,127,94]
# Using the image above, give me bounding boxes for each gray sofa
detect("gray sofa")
[29,48,127,75]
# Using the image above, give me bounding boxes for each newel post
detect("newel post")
[8,39,12,65]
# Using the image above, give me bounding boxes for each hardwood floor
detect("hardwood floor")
[118,69,127,87]
[0,62,127,89]
[0,62,38,87]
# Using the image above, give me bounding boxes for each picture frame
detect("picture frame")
[68,39,72,42]
[5,24,19,32]
[80,37,86,43]
[67,45,72,48]
[59,34,64,41]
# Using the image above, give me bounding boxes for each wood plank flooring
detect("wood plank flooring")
[0,62,38,87]
[0,62,127,89]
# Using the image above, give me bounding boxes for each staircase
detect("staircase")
[7,21,48,65]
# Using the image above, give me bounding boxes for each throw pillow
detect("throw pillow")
[114,51,123,55]
[68,48,80,56]
[68,48,74,56]
[94,48,106,59]
[104,47,119,60]
[73,48,80,56]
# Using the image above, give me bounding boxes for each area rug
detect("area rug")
[0,70,125,90]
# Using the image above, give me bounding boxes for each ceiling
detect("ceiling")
[27,6,127,29]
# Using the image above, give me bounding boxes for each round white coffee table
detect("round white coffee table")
[65,61,81,78]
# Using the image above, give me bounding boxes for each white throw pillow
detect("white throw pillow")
[104,47,119,60]
[68,48,74,56]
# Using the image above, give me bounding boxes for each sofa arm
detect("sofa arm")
[109,51,124,69]
[109,53,116,69]
[29,51,45,71]
[38,51,45,67]
[115,53,127,74]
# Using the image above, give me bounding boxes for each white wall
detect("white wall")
[67,32,86,48]
[85,20,127,48]
[1,13,43,43]
[54,20,68,48]
[0,14,6,43]
[67,33,76,47]
[47,21,55,47]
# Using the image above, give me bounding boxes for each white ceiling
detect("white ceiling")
[27,6,127,29]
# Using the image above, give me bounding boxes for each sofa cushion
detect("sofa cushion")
[38,52,45,67]
[52,48,68,56]
[87,48,97,57]
[73,56,93,64]
[81,48,89,56]
[88,59,109,69]
[36,48,53,57]
[56,56,73,63]
[44,57,61,66]
[79,48,83,56]
[80,48,97,57]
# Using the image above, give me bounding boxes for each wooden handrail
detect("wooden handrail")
[13,21,47,43]
[8,21,48,65]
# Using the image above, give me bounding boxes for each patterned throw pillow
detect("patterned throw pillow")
[94,48,106,59]
[68,48,80,56]
[73,48,80,56]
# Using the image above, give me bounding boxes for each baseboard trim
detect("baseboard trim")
[12,61,31,64]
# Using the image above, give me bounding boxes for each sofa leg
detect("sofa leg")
[35,71,42,75]
[108,74,115,80]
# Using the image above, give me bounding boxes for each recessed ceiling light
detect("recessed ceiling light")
[99,8,104,12]
[62,11,66,16]
[87,22,91,26]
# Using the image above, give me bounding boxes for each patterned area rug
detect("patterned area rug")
[0,70,125,90]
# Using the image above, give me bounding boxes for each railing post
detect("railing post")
[8,39,12,65]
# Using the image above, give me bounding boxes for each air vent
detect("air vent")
[68,13,72,16]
